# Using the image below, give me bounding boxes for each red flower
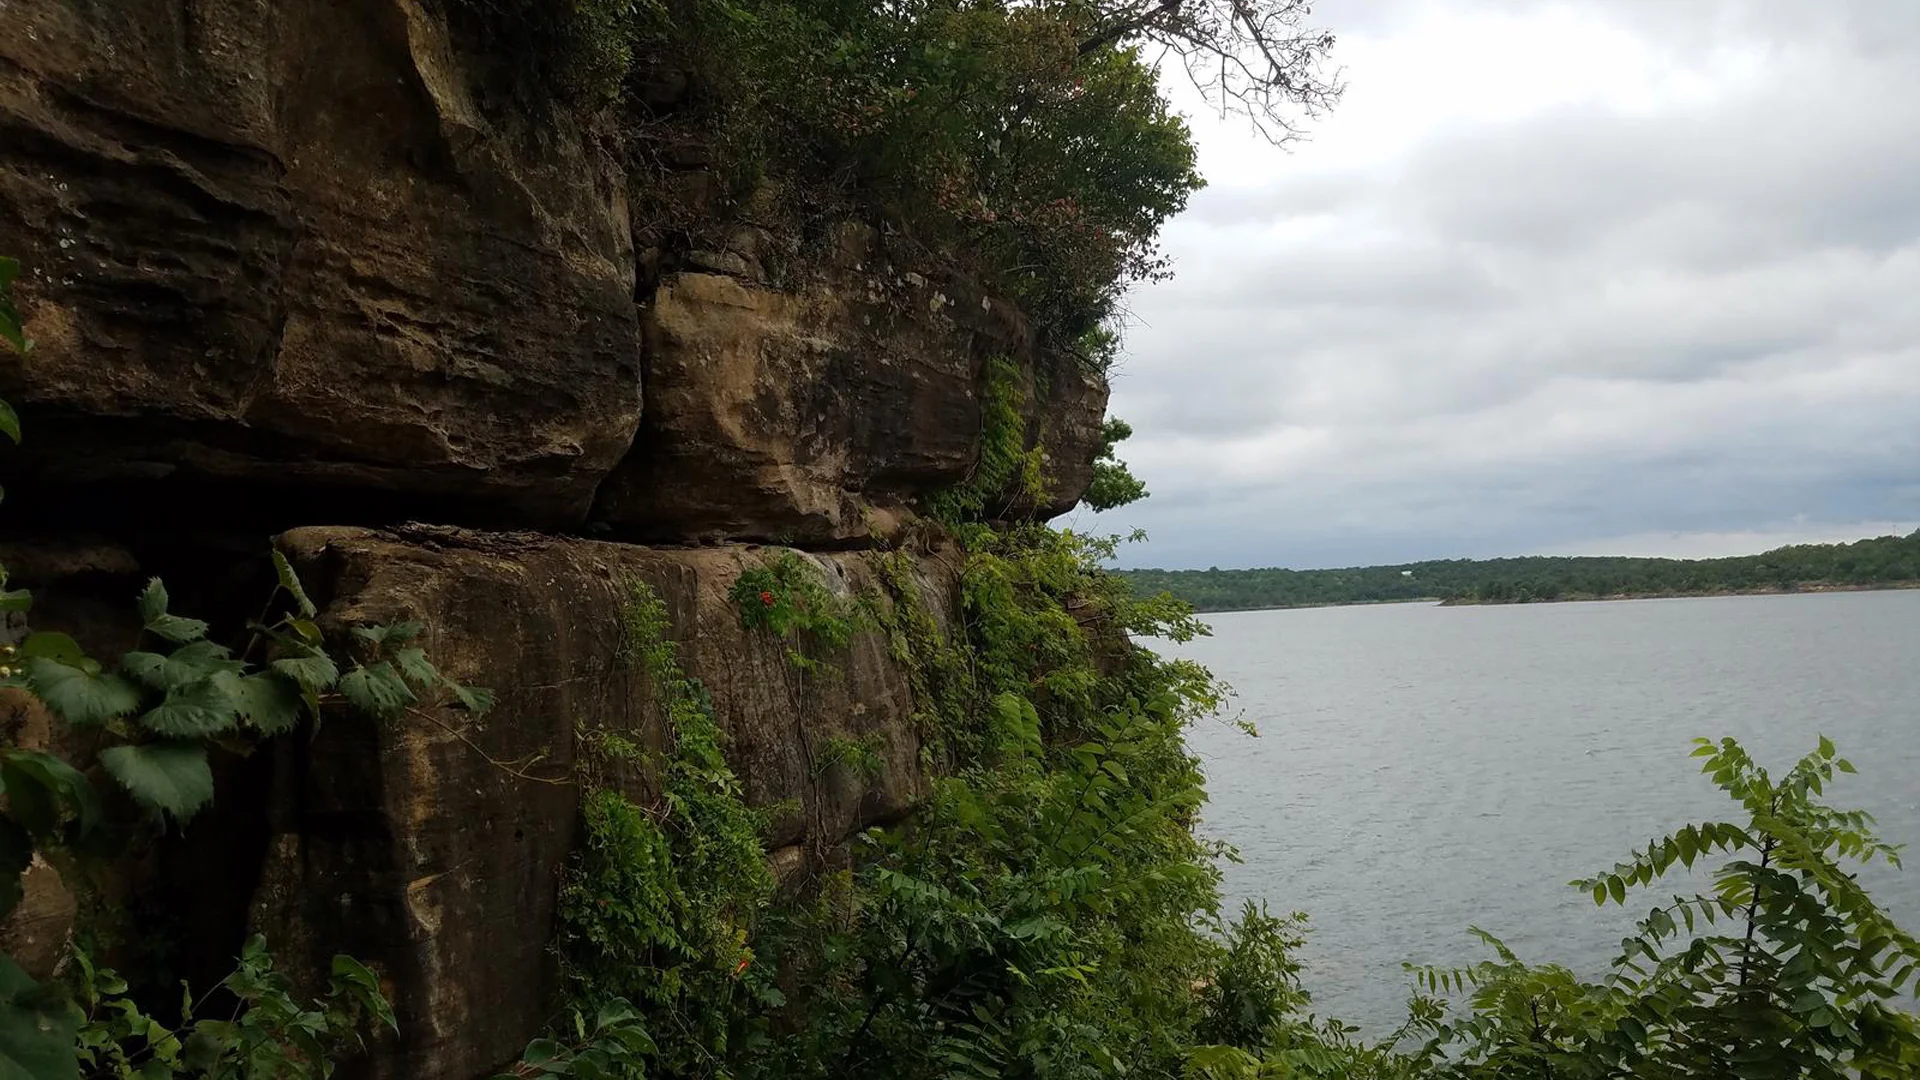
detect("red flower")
[759,590,775,607]
[733,957,752,978]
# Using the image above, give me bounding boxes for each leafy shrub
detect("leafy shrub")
[729,551,865,671]
[1083,417,1149,512]
[554,579,776,1076]
[923,356,1046,527]
[72,937,394,1079]
[1402,737,1920,1079]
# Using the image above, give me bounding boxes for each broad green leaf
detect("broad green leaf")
[139,677,242,738]
[352,622,423,648]
[271,651,339,692]
[120,651,169,690]
[447,682,495,716]
[231,673,302,736]
[99,743,215,823]
[1608,875,1627,905]
[17,633,85,666]
[0,589,29,615]
[137,578,170,624]
[330,954,397,1033]
[0,400,17,446]
[145,613,210,646]
[0,955,79,1080]
[122,640,242,693]
[24,658,140,726]
[393,647,439,689]
[271,549,318,618]
[1818,734,1835,759]
[136,578,208,644]
[339,662,414,719]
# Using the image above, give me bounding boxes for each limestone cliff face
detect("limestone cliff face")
[0,2,1110,1077]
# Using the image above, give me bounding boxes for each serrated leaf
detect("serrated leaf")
[24,658,141,726]
[231,673,302,736]
[121,651,168,689]
[145,613,210,645]
[339,662,414,719]
[352,622,424,649]
[270,652,339,692]
[447,682,496,716]
[99,742,214,823]
[122,640,242,693]
[271,549,318,618]
[393,647,439,689]
[136,578,209,643]
[137,579,170,624]
[138,676,242,738]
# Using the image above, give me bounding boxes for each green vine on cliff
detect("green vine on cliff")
[924,356,1047,527]
[870,548,979,770]
[554,578,776,1077]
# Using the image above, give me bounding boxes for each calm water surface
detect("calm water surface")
[1154,590,1920,1032]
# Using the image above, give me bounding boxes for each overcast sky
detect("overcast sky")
[1084,0,1920,570]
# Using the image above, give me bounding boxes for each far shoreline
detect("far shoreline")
[1179,580,1920,615]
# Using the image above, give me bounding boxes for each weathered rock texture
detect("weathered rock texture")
[596,223,1108,543]
[0,0,642,527]
[0,0,1108,540]
[245,525,960,1080]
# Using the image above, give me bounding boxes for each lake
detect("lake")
[1154,589,1920,1033]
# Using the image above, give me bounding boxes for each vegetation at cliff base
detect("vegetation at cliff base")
[1121,530,1920,612]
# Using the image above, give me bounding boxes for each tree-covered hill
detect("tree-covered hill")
[1121,530,1920,611]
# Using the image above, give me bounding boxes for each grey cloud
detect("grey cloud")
[1099,0,1920,571]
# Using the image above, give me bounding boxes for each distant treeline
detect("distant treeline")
[1120,530,1920,612]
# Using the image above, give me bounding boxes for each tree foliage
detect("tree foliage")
[452,0,1220,343]
[1083,417,1149,512]
[1394,737,1920,1079]
[1122,531,1920,612]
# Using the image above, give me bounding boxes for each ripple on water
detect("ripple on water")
[1151,590,1920,1033]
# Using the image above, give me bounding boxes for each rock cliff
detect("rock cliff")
[0,2,1111,1077]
